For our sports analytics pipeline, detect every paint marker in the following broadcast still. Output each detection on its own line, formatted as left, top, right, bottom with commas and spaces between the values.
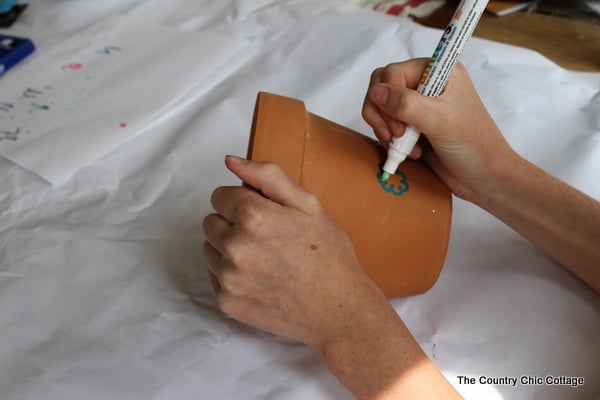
380, 0, 488, 181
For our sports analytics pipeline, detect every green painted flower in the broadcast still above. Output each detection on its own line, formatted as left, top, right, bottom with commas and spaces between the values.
377, 163, 409, 196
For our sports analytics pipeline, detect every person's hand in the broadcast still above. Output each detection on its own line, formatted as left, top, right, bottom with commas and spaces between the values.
203, 156, 465, 399
202, 156, 389, 350
362, 58, 517, 201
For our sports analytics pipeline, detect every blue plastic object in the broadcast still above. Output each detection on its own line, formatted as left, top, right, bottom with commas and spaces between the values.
0, 34, 35, 77
0, 0, 17, 14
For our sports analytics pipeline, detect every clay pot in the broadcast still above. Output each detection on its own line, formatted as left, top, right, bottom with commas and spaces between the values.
247, 92, 452, 298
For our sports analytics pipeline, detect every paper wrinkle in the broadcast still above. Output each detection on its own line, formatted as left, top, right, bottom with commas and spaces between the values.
581, 91, 600, 132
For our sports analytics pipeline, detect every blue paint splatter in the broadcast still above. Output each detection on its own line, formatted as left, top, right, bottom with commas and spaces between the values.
96, 45, 122, 55
377, 163, 409, 196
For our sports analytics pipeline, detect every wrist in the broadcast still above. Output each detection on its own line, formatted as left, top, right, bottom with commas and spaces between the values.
305, 280, 391, 353
311, 298, 462, 399
307, 286, 439, 399
465, 148, 526, 208
314, 305, 421, 399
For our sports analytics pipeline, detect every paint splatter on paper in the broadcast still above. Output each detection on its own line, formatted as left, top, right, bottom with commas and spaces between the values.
96, 45, 122, 55
0, 14, 249, 185
61, 62, 83, 70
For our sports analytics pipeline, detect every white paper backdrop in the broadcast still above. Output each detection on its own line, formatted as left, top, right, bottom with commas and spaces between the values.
1, 1, 598, 399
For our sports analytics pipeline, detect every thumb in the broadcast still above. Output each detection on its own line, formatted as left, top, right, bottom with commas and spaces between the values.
369, 83, 444, 140
225, 155, 318, 211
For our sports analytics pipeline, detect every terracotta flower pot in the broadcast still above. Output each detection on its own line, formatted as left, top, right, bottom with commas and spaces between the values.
247, 92, 452, 298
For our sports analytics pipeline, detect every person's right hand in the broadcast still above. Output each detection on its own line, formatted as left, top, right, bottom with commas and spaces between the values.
362, 58, 517, 202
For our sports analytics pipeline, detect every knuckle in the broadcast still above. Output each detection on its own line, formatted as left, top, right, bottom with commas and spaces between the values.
361, 106, 371, 123
210, 186, 224, 205
370, 67, 384, 82
381, 62, 401, 81
362, 102, 379, 123
302, 191, 323, 213
219, 268, 239, 291
452, 62, 469, 81
454, 61, 466, 74
202, 213, 217, 234
216, 292, 237, 316
258, 161, 281, 178
236, 202, 265, 230
202, 240, 213, 257
394, 90, 416, 119
383, 62, 398, 70
221, 234, 245, 265
210, 186, 234, 210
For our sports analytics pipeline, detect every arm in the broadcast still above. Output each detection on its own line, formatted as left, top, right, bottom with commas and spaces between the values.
203, 156, 462, 399
363, 58, 600, 293
475, 155, 600, 293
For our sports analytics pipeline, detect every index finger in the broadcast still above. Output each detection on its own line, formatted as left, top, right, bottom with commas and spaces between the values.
379, 59, 430, 88
362, 68, 393, 143
225, 156, 320, 213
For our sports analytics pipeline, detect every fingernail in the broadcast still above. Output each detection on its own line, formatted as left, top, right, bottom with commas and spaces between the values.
225, 155, 249, 164
371, 86, 389, 106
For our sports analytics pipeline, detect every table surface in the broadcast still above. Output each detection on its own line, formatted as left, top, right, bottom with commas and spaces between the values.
416, 4, 600, 72
1, 2, 599, 399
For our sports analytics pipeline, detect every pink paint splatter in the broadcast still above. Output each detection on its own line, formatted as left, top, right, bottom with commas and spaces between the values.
119, 123, 127, 128
62, 63, 83, 71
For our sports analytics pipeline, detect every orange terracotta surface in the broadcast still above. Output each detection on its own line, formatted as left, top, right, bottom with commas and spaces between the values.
247, 92, 452, 298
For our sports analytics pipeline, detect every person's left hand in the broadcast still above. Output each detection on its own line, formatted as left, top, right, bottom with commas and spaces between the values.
202, 156, 388, 350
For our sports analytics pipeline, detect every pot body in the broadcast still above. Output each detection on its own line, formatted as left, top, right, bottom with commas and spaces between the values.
248, 92, 452, 298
